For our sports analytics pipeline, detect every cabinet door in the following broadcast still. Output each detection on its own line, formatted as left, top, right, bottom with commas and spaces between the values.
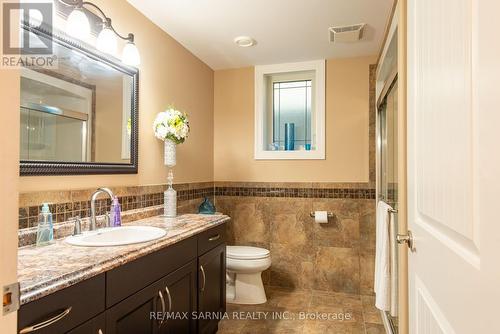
105, 277, 165, 334
67, 313, 105, 334
18, 274, 105, 334
160, 260, 197, 334
198, 244, 226, 334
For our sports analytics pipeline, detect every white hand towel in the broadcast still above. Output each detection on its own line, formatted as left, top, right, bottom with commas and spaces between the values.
374, 200, 392, 312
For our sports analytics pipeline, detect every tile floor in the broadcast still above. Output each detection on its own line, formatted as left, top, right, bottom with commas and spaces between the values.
217, 287, 385, 334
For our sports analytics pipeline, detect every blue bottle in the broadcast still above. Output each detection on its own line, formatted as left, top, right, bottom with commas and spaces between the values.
284, 123, 295, 151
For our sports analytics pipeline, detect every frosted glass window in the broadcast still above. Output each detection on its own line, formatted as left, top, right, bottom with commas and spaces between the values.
254, 60, 325, 160
272, 80, 312, 148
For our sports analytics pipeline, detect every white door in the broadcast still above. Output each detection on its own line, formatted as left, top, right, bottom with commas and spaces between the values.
407, 0, 500, 333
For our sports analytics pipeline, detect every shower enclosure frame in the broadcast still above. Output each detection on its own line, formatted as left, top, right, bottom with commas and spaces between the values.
376, 70, 399, 334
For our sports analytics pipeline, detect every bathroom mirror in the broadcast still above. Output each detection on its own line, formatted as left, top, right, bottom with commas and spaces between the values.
19, 22, 139, 175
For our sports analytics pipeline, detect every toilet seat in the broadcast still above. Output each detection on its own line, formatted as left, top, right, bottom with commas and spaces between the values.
227, 246, 270, 260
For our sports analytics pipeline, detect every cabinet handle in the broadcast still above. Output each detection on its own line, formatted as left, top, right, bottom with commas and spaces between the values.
157, 290, 166, 328
208, 234, 220, 242
19, 306, 72, 333
200, 265, 206, 292
159, 287, 172, 329
164, 286, 172, 313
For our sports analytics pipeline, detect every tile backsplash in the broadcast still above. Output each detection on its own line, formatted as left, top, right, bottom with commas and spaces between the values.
18, 182, 215, 229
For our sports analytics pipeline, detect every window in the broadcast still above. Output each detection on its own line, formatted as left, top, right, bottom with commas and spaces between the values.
272, 79, 312, 149
254, 60, 325, 159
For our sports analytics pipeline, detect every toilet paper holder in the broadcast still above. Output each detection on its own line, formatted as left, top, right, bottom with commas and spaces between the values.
309, 212, 335, 219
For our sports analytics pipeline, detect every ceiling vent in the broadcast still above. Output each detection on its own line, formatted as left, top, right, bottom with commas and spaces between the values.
329, 24, 366, 43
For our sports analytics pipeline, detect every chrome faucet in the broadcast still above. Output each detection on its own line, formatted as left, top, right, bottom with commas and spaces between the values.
90, 187, 115, 231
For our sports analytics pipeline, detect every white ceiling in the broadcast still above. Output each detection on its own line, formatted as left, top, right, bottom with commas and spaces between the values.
127, 0, 393, 70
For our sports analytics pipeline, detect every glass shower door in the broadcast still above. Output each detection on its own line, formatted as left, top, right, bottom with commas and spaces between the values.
377, 79, 399, 333
379, 80, 398, 205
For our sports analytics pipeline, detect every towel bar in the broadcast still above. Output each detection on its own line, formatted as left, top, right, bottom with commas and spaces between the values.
388, 207, 398, 214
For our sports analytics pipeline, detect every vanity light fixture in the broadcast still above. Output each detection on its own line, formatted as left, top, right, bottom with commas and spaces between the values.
122, 37, 141, 66
234, 36, 256, 47
66, 5, 90, 40
96, 18, 117, 55
59, 0, 140, 66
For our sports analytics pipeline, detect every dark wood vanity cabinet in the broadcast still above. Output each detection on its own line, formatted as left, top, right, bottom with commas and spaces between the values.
106, 260, 197, 334
67, 313, 105, 334
105, 273, 172, 334
160, 260, 198, 333
198, 244, 226, 334
17, 222, 226, 334
18, 274, 106, 334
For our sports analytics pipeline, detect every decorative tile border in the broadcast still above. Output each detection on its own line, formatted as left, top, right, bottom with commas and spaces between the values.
215, 186, 375, 199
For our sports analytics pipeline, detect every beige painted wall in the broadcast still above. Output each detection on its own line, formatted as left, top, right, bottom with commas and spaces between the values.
397, 0, 409, 332
0, 70, 19, 332
20, 0, 214, 192
0, 3, 19, 329
213, 56, 376, 182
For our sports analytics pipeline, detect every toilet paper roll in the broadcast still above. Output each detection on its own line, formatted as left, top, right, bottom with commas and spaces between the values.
314, 211, 329, 223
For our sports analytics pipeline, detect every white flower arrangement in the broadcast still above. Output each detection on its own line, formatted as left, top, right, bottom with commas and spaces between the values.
153, 107, 190, 144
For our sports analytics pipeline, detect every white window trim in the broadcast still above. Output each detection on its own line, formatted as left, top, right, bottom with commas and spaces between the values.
254, 59, 326, 160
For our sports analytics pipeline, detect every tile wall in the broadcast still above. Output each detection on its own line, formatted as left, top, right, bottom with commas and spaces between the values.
215, 182, 376, 296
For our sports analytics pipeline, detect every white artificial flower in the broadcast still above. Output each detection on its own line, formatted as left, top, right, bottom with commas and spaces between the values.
156, 125, 168, 139
153, 108, 190, 143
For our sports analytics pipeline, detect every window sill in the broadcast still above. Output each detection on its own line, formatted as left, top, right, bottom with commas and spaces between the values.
254, 149, 325, 160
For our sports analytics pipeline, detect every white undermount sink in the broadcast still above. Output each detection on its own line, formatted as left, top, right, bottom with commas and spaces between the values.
65, 226, 167, 247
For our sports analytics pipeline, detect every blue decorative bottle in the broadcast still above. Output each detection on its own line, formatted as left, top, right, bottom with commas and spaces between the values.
198, 197, 216, 214
284, 123, 295, 150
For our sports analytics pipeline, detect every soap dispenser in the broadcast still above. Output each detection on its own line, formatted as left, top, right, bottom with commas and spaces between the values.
36, 203, 54, 246
110, 196, 122, 227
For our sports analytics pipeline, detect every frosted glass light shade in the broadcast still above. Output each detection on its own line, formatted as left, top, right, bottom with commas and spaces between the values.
97, 27, 117, 55
28, 9, 43, 27
67, 8, 90, 40
122, 42, 140, 66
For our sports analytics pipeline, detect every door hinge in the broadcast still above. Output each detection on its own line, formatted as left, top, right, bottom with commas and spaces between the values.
3, 282, 20, 315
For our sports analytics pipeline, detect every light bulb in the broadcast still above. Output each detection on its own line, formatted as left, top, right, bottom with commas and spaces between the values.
66, 8, 90, 40
29, 9, 43, 27
97, 26, 117, 55
122, 41, 140, 66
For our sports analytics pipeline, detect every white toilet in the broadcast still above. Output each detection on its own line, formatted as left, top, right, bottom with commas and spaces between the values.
226, 246, 271, 304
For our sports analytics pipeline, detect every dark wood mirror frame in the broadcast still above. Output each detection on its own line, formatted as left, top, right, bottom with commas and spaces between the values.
20, 21, 139, 176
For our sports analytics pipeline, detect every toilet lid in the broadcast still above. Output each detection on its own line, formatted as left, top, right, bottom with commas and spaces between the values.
226, 246, 270, 260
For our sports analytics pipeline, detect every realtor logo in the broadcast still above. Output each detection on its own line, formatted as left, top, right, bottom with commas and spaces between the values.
2, 2, 56, 68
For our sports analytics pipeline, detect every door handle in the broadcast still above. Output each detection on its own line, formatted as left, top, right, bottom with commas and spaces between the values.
19, 306, 72, 333
157, 290, 166, 328
397, 230, 415, 251
165, 286, 172, 313
200, 265, 206, 292
159, 286, 172, 328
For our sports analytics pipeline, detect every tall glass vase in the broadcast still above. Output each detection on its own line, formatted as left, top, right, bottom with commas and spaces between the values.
164, 170, 177, 218
164, 139, 176, 167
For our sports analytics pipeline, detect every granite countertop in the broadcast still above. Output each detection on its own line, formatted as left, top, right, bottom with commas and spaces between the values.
18, 214, 230, 305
